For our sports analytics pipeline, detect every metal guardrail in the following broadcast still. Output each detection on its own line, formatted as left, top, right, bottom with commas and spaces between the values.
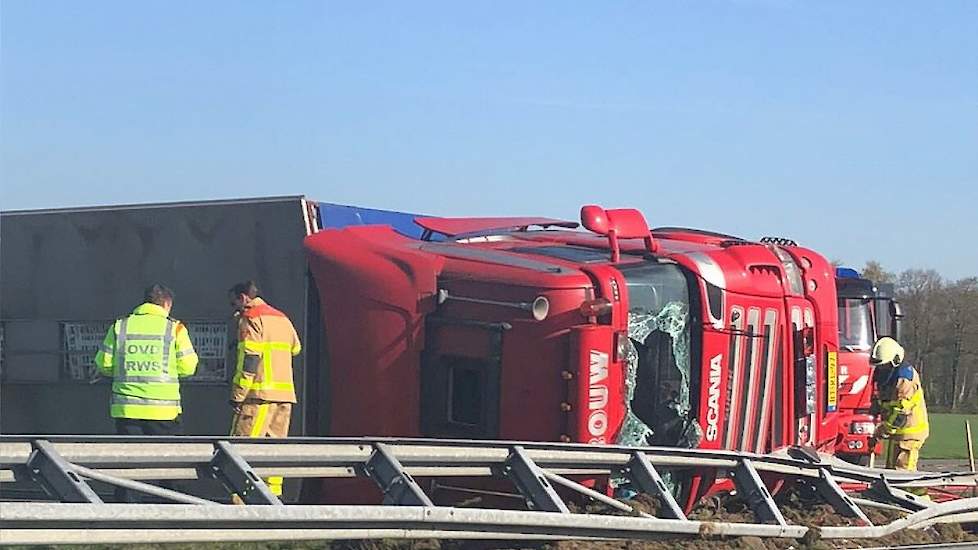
1, 435, 977, 545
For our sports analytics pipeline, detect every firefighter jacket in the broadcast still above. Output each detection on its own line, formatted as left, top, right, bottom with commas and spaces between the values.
877, 362, 929, 442
94, 303, 199, 420
231, 298, 301, 403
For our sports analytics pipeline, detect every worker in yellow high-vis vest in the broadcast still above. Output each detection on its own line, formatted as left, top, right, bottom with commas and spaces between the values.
95, 284, 199, 436
870, 337, 929, 472
228, 280, 301, 497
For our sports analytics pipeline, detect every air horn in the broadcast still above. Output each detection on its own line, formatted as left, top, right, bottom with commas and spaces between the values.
437, 289, 550, 321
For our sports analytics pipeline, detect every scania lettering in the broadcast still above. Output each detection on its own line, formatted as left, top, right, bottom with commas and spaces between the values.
705, 354, 722, 441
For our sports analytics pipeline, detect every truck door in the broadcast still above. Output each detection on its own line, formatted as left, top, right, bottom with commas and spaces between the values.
420, 318, 504, 439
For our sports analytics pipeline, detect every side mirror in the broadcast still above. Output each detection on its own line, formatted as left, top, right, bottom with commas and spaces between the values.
891, 301, 904, 342
580, 205, 610, 235
606, 208, 652, 239
891, 300, 903, 319
579, 205, 657, 262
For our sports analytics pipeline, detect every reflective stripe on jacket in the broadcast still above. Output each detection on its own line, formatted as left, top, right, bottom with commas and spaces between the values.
879, 362, 929, 442
231, 297, 301, 403
94, 303, 199, 420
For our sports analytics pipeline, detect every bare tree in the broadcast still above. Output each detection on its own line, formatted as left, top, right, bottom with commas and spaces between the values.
862, 260, 896, 285
943, 278, 978, 410
896, 269, 943, 401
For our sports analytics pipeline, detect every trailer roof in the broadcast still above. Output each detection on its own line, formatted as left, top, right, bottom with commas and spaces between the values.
0, 195, 309, 216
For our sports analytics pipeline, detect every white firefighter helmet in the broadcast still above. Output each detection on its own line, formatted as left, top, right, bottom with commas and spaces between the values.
870, 337, 905, 366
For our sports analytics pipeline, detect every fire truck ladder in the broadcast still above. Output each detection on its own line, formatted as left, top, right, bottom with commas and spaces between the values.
1, 436, 976, 545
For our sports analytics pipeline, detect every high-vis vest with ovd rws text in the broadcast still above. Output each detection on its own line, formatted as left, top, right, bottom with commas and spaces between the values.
95, 303, 199, 420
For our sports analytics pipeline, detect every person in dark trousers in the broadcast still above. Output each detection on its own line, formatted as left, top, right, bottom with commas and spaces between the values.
94, 283, 198, 499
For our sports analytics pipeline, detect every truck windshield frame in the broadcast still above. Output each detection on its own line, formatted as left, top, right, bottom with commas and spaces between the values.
838, 298, 874, 351
616, 262, 701, 448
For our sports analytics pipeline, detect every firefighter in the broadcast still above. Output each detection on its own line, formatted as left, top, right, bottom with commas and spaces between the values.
870, 337, 929, 473
95, 283, 199, 436
228, 280, 301, 497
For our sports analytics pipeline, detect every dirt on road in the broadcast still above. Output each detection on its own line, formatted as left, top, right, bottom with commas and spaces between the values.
20, 485, 977, 550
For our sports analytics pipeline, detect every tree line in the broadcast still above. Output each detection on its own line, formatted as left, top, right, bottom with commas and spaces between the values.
859, 261, 978, 413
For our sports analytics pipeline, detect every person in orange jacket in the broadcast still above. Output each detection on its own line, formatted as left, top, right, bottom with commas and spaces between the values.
228, 280, 301, 497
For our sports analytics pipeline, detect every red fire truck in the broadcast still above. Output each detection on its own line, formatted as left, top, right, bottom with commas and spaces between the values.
834, 268, 904, 464
304, 205, 841, 506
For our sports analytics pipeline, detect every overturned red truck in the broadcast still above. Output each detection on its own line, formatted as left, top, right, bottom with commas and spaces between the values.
305, 205, 841, 505
0, 198, 841, 507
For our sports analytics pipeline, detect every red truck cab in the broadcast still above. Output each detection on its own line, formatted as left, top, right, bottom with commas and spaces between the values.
304, 206, 841, 507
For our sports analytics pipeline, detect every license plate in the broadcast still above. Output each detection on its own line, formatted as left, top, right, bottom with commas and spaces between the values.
827, 351, 838, 412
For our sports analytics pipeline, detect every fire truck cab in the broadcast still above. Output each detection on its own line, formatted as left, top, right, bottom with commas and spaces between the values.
304, 205, 841, 506
834, 267, 904, 464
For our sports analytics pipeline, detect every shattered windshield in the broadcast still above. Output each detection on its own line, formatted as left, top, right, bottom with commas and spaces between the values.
838, 298, 873, 351
615, 263, 700, 449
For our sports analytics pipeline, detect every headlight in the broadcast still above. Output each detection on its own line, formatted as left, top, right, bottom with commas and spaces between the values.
850, 422, 876, 435
806, 389, 817, 415
804, 355, 817, 414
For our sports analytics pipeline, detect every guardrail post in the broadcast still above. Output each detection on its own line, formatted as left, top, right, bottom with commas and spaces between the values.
624, 451, 686, 520
362, 443, 433, 506
731, 458, 786, 526
208, 441, 282, 505
26, 440, 103, 504
869, 476, 930, 512
814, 468, 872, 525
503, 445, 569, 513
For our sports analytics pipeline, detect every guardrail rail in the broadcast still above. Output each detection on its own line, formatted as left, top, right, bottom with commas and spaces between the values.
1, 436, 976, 545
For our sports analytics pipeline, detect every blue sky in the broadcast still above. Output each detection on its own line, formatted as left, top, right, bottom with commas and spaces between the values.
2, 1, 976, 278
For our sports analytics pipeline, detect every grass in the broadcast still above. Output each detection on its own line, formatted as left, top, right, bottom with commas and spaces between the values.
920, 412, 978, 460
